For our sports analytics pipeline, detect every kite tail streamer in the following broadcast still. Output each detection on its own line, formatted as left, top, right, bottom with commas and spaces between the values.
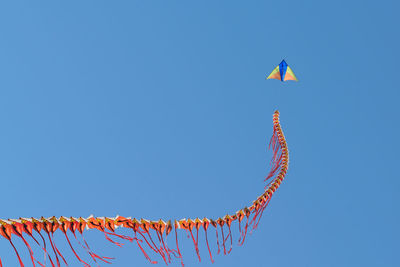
0, 110, 289, 266
203, 219, 214, 263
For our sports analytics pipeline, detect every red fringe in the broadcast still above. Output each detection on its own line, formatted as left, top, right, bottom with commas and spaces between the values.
204, 228, 214, 263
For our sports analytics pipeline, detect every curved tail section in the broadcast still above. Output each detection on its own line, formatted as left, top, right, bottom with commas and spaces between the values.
0, 111, 289, 266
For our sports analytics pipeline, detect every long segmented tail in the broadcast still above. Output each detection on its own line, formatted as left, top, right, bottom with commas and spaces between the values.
0, 110, 289, 266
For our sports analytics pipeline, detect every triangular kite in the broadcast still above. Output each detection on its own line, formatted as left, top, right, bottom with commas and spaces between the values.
267, 60, 298, 82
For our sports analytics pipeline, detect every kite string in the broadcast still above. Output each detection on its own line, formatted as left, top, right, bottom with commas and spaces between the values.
0, 110, 289, 267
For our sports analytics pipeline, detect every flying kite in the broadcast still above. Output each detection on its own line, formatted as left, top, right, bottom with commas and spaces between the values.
0, 111, 289, 267
267, 60, 298, 82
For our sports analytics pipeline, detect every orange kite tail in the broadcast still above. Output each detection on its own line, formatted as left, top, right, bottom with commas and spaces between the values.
0, 110, 289, 266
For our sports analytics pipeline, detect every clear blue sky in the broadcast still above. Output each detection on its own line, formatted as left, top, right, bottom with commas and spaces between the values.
0, 1, 399, 266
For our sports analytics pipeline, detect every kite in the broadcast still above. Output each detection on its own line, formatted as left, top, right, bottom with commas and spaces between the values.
0, 110, 289, 267
267, 60, 298, 82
